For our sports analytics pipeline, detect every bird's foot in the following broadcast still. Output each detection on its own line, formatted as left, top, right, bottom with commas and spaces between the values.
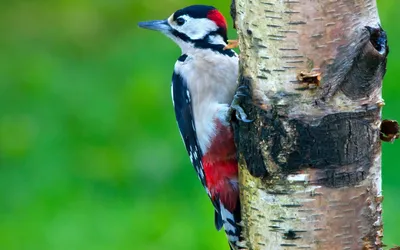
229, 85, 253, 123
224, 40, 239, 50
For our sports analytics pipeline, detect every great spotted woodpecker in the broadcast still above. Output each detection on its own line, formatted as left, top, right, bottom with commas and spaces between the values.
139, 5, 248, 249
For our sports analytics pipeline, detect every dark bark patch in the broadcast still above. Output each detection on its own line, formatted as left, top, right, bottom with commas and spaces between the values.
236, 89, 380, 187
321, 26, 388, 100
380, 119, 399, 142
280, 243, 297, 247
340, 34, 387, 100
266, 190, 290, 195
366, 25, 389, 56
259, 107, 288, 170
287, 109, 378, 170
237, 121, 267, 177
281, 204, 303, 208
233, 75, 268, 177
283, 230, 301, 240
270, 219, 285, 223
312, 168, 366, 188
269, 225, 281, 229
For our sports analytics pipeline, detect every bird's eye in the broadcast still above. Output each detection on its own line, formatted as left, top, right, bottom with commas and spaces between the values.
176, 17, 185, 26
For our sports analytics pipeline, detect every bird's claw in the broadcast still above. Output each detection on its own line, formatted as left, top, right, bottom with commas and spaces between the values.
232, 103, 253, 123
229, 86, 253, 123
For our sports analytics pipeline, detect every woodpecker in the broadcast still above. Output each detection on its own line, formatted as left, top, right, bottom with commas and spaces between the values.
139, 5, 247, 249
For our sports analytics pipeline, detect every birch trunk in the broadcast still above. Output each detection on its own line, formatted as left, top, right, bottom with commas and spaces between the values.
231, 1, 388, 249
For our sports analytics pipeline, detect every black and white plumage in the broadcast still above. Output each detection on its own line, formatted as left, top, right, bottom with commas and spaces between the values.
171, 64, 207, 190
139, 5, 245, 249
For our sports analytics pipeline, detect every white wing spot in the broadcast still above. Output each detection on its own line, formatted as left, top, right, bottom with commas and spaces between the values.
171, 83, 174, 106
221, 203, 235, 221
206, 187, 211, 196
191, 121, 196, 131
193, 151, 198, 159
189, 152, 194, 163
228, 235, 239, 242
186, 90, 191, 102
198, 169, 204, 179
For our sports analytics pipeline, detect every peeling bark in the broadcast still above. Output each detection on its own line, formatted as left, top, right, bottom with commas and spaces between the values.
231, 1, 388, 249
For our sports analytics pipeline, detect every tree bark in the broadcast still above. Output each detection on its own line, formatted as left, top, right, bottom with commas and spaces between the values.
231, 1, 388, 249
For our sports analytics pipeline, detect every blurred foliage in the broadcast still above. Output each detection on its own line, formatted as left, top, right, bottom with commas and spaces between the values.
0, 0, 398, 249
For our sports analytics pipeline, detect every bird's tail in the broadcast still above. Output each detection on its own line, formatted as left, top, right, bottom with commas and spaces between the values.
220, 201, 246, 250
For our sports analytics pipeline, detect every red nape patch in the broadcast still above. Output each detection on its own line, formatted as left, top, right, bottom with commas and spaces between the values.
207, 9, 227, 29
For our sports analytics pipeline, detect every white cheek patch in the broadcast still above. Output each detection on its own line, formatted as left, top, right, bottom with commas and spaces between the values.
208, 35, 225, 45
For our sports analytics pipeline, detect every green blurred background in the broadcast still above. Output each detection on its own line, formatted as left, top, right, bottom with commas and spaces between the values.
0, 1, 398, 249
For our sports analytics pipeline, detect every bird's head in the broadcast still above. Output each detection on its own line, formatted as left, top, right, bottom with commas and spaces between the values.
138, 5, 229, 53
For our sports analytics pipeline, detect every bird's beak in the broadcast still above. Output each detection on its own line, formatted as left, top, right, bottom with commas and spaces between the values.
138, 19, 171, 33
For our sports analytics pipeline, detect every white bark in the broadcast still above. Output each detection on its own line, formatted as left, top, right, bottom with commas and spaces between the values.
232, 1, 387, 249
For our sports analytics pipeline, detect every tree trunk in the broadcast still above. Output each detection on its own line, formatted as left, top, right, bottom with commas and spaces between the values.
231, 0, 389, 249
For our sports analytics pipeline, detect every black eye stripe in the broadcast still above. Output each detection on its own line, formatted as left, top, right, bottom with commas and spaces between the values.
171, 29, 235, 57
